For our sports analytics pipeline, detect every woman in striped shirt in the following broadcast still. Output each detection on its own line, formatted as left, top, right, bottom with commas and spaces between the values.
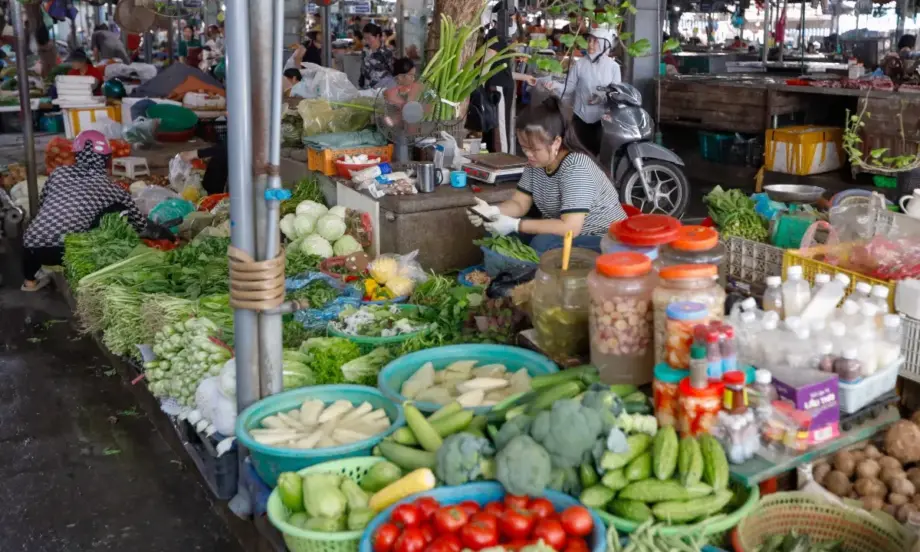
467, 97, 627, 254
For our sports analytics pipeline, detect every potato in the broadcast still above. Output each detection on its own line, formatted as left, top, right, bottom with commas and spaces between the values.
850, 450, 866, 464
884, 420, 920, 464
907, 469, 920, 490
890, 477, 917, 497
883, 503, 899, 517
880, 466, 906, 487
824, 470, 853, 497
863, 444, 883, 459
897, 503, 919, 523
912, 493, 920, 507
813, 462, 832, 486
854, 477, 888, 498
878, 455, 903, 472
890, 493, 909, 506
862, 496, 885, 511
833, 451, 857, 478
856, 459, 881, 480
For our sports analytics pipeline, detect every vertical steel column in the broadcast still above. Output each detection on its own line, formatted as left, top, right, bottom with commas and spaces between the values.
167, 0, 175, 62
226, 0, 259, 414
11, 1, 38, 219
396, 0, 404, 57
145, 31, 153, 63
322, 4, 332, 68
762, 0, 770, 63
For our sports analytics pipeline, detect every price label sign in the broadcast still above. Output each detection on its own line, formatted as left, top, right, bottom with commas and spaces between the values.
352, 1, 372, 13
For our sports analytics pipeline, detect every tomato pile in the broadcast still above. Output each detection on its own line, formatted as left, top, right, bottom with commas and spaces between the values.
372, 495, 594, 552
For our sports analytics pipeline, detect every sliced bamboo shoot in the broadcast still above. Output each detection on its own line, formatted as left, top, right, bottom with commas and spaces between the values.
299, 399, 325, 425
260, 415, 288, 429
339, 402, 373, 424
318, 400, 354, 424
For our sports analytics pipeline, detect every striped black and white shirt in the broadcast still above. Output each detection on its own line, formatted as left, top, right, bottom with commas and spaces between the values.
517, 152, 627, 236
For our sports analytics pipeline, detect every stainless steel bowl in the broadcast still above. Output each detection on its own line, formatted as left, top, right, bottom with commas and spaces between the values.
763, 184, 826, 203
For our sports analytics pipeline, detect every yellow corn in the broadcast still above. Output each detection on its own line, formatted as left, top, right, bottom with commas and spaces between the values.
368, 468, 437, 512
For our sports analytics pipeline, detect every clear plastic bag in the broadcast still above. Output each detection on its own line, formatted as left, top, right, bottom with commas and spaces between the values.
134, 185, 180, 215
168, 154, 204, 200
123, 116, 159, 147
83, 119, 123, 140
291, 64, 359, 102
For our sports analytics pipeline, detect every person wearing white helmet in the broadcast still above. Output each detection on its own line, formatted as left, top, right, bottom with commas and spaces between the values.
20, 130, 146, 291
543, 26, 621, 155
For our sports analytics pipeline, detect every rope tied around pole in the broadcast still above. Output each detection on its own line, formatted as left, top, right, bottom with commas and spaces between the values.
228, 245, 286, 310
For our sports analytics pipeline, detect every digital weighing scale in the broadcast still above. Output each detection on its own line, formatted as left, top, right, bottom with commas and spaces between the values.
463, 153, 528, 184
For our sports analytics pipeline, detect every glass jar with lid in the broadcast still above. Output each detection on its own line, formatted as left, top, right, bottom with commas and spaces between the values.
657, 226, 726, 269
600, 214, 681, 261
652, 264, 726, 365
532, 247, 599, 359
587, 252, 657, 385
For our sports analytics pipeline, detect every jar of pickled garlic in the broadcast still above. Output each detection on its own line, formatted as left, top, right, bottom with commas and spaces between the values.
532, 247, 599, 359
652, 264, 725, 365
677, 378, 724, 437
665, 301, 709, 369
653, 363, 688, 428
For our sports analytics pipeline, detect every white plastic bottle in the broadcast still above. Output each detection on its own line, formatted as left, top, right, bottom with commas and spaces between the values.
852, 281, 872, 305
811, 318, 828, 342
878, 314, 903, 368
758, 313, 782, 369
801, 273, 850, 324
838, 299, 861, 329
729, 296, 759, 324
737, 311, 760, 367
829, 320, 848, 356
762, 276, 784, 318
859, 302, 879, 334
786, 327, 815, 371
870, 285, 891, 316
782, 266, 811, 318
813, 273, 831, 295
857, 328, 879, 376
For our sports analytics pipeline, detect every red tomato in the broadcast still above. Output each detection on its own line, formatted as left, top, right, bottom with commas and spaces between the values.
418, 523, 436, 543
433, 506, 469, 533
393, 504, 422, 527
374, 523, 401, 552
394, 528, 428, 552
560, 506, 593, 537
533, 519, 567, 550
469, 512, 499, 533
460, 520, 500, 551
564, 538, 589, 552
527, 498, 555, 520
457, 500, 481, 517
500, 507, 535, 539
425, 535, 462, 552
504, 495, 530, 510
483, 502, 505, 517
415, 497, 441, 521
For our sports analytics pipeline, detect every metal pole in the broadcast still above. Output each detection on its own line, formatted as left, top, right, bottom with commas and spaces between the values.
322, 4, 332, 68
226, 0, 259, 414
762, 0, 770, 62
396, 0, 404, 57
11, 1, 38, 219
167, 1, 175, 62
145, 31, 153, 63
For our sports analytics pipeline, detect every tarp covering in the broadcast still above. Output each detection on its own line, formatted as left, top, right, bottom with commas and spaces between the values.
130, 64, 225, 101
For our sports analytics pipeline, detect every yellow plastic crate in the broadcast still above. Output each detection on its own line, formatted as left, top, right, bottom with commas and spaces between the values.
782, 246, 896, 309
306, 144, 393, 176
765, 125, 843, 176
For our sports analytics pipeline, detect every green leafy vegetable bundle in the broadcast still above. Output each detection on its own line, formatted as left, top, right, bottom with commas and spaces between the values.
474, 235, 540, 263
63, 214, 140, 286
703, 186, 769, 242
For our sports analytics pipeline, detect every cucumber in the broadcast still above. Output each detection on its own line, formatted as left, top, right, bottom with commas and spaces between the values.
699, 434, 730, 491
601, 469, 629, 491
678, 437, 704, 486
404, 402, 443, 452
526, 381, 583, 414
609, 384, 639, 398
651, 490, 733, 523
580, 462, 599, 488
359, 460, 403, 493
377, 441, 437, 471
392, 410, 475, 445
618, 480, 690, 503
580, 485, 616, 509
607, 499, 653, 523
685, 482, 713, 499
530, 365, 597, 390
625, 452, 652, 481
427, 402, 462, 422
600, 434, 653, 471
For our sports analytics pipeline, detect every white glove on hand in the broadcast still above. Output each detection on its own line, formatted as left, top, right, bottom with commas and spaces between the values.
484, 214, 521, 236
466, 197, 501, 227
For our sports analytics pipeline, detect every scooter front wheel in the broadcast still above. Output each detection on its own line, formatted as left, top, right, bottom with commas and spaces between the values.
619, 160, 690, 219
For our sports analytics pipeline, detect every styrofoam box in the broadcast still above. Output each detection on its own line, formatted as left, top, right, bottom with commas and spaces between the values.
838, 358, 903, 414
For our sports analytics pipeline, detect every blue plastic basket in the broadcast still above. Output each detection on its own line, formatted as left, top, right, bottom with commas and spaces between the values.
358, 482, 607, 552
481, 245, 538, 278
457, 265, 487, 287
377, 344, 558, 414
235, 385, 405, 486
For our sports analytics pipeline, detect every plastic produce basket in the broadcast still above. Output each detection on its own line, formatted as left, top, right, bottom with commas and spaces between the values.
723, 236, 784, 291
903, 314, 920, 384
235, 385, 404, 486
782, 249, 896, 310
481, 245, 539, 278
699, 131, 734, 163
307, 145, 393, 177
358, 482, 607, 552
267, 456, 384, 552
732, 491, 911, 552
377, 344, 558, 414
326, 304, 431, 351
146, 103, 198, 132
596, 483, 759, 540
839, 358, 902, 414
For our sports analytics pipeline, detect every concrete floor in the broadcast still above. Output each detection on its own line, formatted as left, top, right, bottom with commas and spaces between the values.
0, 255, 243, 551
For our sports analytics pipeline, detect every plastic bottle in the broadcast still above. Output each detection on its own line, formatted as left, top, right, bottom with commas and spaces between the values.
817, 340, 836, 372
782, 266, 811, 318
829, 320, 847, 356
736, 311, 759, 367
762, 276, 784, 318
758, 313, 782, 369
801, 272, 849, 324
721, 325, 738, 372
705, 330, 723, 379
858, 303, 879, 334
852, 281, 872, 305
838, 300, 861, 330
689, 344, 709, 388
870, 285, 891, 316
856, 326, 878, 376
811, 318, 828, 342
786, 327, 814, 371
813, 273, 831, 295
750, 368, 777, 421
835, 347, 863, 383
729, 296, 758, 324
878, 314, 903, 368
784, 315, 802, 333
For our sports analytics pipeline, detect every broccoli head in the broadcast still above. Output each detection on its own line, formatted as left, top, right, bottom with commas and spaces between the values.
435, 432, 496, 486
494, 414, 533, 451
581, 383, 625, 431
530, 399, 604, 469
496, 435, 552, 497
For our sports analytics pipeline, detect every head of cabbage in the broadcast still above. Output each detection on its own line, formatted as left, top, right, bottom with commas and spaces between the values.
302, 234, 334, 258
316, 213, 347, 242
333, 235, 362, 257
295, 200, 328, 220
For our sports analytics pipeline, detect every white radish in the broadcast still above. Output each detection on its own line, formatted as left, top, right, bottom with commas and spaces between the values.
299, 399, 324, 425
318, 400, 354, 424
292, 430, 324, 449
251, 431, 307, 446
472, 364, 507, 378
444, 360, 477, 375
260, 415, 288, 429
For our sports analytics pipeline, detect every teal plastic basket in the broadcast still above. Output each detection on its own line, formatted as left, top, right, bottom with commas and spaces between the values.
235, 385, 404, 486
377, 344, 559, 414
358, 482, 607, 552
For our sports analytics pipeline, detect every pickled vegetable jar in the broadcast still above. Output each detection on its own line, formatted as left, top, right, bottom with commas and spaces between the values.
665, 301, 710, 369
677, 378, 724, 437
600, 214, 681, 261
652, 264, 725, 365
532, 247, 599, 359
653, 363, 688, 428
657, 226, 725, 268
587, 252, 657, 385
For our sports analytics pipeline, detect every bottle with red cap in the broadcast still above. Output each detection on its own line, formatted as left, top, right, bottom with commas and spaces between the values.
720, 324, 738, 373
704, 329, 722, 379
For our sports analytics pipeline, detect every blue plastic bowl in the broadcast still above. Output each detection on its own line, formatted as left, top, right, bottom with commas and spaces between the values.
235, 385, 405, 486
359, 482, 607, 552
377, 344, 558, 414
457, 265, 487, 287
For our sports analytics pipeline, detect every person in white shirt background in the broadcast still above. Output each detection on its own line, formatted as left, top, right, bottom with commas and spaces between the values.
543, 26, 621, 156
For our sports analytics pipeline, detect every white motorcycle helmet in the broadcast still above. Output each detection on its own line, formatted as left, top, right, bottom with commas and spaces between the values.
588, 27, 617, 53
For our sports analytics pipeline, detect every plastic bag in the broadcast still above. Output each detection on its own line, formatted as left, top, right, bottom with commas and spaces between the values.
168, 154, 204, 200
195, 375, 236, 436
296, 98, 374, 137
83, 119, 123, 140
486, 266, 537, 299
367, 250, 428, 297
291, 64, 358, 102
149, 198, 195, 232
45, 136, 75, 174
123, 116, 159, 147
135, 185, 180, 215
287, 272, 364, 330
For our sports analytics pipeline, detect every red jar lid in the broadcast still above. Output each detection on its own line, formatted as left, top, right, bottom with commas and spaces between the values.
610, 214, 681, 247
670, 226, 720, 251
722, 371, 745, 385
596, 252, 652, 278
679, 377, 724, 398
